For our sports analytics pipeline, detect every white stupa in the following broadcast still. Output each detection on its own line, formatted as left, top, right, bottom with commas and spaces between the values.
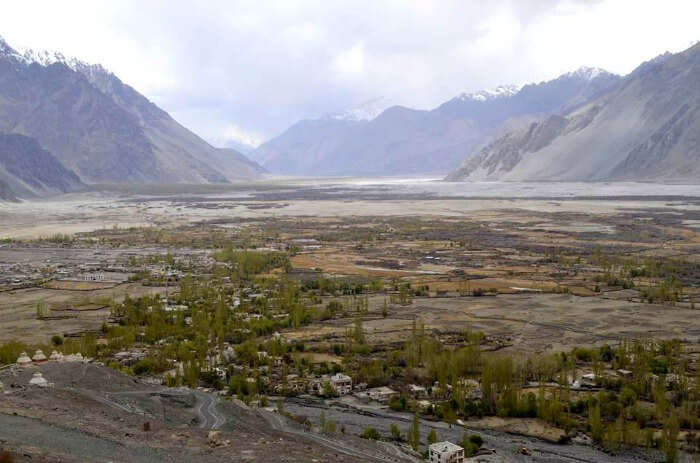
65, 352, 84, 362
49, 350, 64, 361
16, 352, 32, 367
32, 349, 47, 363
28, 372, 48, 387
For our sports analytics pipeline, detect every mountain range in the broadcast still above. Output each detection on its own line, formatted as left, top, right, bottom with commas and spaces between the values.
252, 67, 621, 176
447, 43, 700, 182
2, 34, 698, 198
0, 36, 263, 199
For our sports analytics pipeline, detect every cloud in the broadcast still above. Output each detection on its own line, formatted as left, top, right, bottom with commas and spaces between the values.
0, 0, 698, 145
333, 44, 366, 77
208, 124, 266, 149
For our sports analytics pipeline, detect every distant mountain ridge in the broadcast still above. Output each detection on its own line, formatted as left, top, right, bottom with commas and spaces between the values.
252, 67, 620, 176
0, 36, 262, 189
447, 44, 700, 182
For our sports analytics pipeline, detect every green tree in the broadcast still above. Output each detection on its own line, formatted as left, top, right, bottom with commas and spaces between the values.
276, 398, 285, 415
326, 419, 336, 434
589, 399, 604, 443
408, 412, 420, 451
352, 317, 365, 345
662, 412, 679, 463
427, 429, 438, 445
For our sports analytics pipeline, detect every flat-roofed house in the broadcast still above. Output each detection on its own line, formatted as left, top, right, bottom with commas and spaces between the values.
429, 441, 464, 463
330, 373, 352, 395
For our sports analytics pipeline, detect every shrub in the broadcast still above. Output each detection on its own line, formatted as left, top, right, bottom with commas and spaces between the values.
360, 427, 381, 440
468, 434, 484, 447
461, 433, 482, 457
573, 347, 594, 362
390, 423, 403, 441
0, 341, 27, 366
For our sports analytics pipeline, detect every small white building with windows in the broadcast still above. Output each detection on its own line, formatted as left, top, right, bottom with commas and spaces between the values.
429, 441, 464, 463
356, 386, 398, 403
408, 383, 427, 398
330, 373, 352, 395
83, 272, 105, 282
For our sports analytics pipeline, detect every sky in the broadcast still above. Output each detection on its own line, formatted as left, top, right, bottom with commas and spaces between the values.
0, 0, 698, 149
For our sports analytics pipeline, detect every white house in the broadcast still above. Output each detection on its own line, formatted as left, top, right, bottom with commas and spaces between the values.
429, 441, 465, 463
357, 386, 398, 403
330, 373, 352, 395
83, 272, 105, 282
408, 383, 427, 398
573, 373, 597, 389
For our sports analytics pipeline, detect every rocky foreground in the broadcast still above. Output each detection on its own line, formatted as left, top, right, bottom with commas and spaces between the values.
0, 362, 407, 463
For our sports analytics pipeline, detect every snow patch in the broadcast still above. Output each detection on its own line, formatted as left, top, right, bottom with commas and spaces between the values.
326, 97, 392, 122
563, 66, 609, 81
0, 36, 111, 78
458, 84, 521, 102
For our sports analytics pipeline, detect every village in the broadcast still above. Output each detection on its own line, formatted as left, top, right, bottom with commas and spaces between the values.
1, 209, 700, 462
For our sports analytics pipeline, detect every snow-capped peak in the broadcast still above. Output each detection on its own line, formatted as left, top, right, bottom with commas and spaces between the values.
326, 97, 392, 122
458, 84, 521, 102
0, 34, 25, 61
0, 36, 111, 77
0, 34, 12, 52
18, 48, 110, 75
563, 66, 609, 81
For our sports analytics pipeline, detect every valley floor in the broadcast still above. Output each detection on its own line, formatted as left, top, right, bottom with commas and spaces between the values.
1, 179, 699, 462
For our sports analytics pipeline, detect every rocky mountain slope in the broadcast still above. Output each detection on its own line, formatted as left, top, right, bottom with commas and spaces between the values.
447, 43, 700, 182
253, 68, 619, 176
0, 37, 261, 185
0, 132, 83, 200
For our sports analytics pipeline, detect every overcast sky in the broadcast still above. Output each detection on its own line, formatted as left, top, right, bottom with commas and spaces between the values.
0, 0, 698, 148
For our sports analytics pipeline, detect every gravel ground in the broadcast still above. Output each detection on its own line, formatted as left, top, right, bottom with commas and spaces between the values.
0, 413, 215, 463
0, 363, 409, 462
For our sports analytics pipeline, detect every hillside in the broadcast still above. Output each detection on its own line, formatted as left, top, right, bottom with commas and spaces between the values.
0, 132, 83, 200
253, 68, 620, 176
447, 43, 700, 182
0, 37, 261, 185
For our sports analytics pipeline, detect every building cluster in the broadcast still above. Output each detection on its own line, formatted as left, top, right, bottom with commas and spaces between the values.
0, 245, 220, 289
0, 262, 45, 285
569, 369, 683, 390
